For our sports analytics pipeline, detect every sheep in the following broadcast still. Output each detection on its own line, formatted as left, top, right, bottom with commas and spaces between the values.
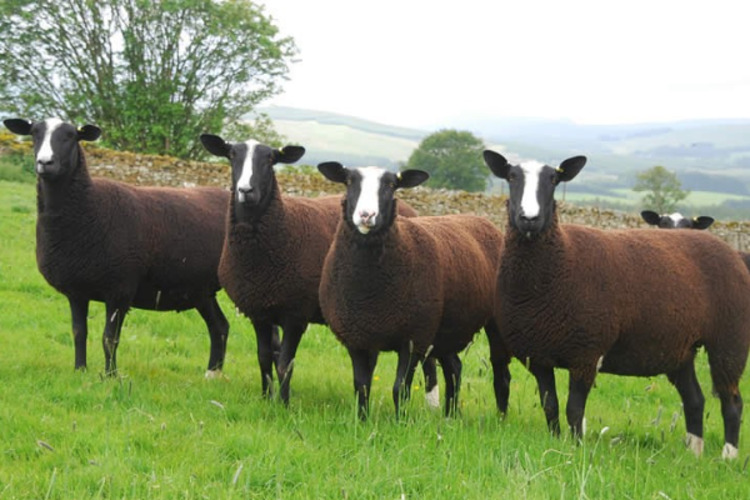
199, 135, 438, 405
3, 118, 231, 376
640, 210, 715, 229
641, 210, 750, 269
483, 149, 750, 459
316, 162, 511, 419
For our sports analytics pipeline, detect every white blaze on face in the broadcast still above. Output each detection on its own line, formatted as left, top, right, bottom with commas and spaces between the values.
36, 117, 64, 172
352, 166, 386, 234
236, 139, 260, 202
669, 213, 685, 226
519, 161, 545, 219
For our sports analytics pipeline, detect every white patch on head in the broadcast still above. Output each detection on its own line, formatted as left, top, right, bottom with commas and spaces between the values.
236, 139, 260, 202
519, 161, 545, 219
722, 443, 738, 460
685, 432, 704, 457
352, 166, 386, 234
36, 117, 64, 172
425, 385, 440, 409
668, 213, 685, 226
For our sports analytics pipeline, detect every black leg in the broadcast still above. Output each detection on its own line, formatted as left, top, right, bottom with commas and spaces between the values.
485, 321, 511, 415
566, 374, 594, 440
439, 353, 463, 417
530, 363, 560, 435
392, 344, 418, 418
667, 359, 705, 455
349, 348, 378, 420
706, 345, 746, 458
69, 296, 89, 371
102, 301, 129, 376
195, 297, 230, 375
253, 319, 276, 398
421, 356, 440, 409
276, 319, 307, 406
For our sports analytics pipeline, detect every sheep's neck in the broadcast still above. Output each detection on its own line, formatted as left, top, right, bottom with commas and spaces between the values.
36, 147, 93, 216
502, 217, 564, 296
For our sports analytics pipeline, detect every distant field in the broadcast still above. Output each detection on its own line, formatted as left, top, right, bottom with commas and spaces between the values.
2, 179, 750, 498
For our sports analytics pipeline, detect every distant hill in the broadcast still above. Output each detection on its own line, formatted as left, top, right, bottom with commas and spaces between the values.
257, 106, 750, 217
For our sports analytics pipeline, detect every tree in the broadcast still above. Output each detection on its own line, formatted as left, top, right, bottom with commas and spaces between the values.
633, 165, 690, 213
405, 129, 488, 192
0, 0, 296, 158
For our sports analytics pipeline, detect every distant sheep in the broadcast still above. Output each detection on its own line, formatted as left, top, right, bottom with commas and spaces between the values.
641, 210, 750, 269
640, 210, 715, 229
317, 163, 510, 419
484, 150, 750, 459
4, 118, 230, 376
199, 136, 438, 405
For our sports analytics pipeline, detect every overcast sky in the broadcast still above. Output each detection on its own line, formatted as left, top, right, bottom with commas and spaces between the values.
260, 0, 750, 129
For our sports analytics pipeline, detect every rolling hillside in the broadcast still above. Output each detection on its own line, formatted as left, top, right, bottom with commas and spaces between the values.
259, 106, 750, 218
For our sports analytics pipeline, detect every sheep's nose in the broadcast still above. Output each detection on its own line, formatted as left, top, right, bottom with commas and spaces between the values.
359, 210, 375, 224
238, 185, 253, 194
36, 158, 53, 173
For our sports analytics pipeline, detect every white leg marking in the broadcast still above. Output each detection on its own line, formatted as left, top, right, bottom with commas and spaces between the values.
685, 433, 704, 457
205, 369, 224, 380
425, 385, 440, 409
722, 443, 739, 460
581, 417, 587, 436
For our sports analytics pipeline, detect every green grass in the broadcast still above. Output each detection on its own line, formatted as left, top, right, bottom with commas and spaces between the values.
1, 180, 749, 499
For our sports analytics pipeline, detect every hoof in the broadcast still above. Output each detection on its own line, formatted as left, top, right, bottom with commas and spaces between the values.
425, 385, 440, 410
722, 443, 739, 460
685, 433, 704, 457
205, 369, 226, 380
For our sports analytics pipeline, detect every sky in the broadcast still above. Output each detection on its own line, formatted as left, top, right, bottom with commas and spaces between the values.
259, 0, 750, 129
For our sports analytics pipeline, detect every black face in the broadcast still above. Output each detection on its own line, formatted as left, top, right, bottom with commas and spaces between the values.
200, 134, 305, 207
640, 210, 715, 230
484, 150, 587, 238
317, 162, 428, 235
3, 118, 101, 179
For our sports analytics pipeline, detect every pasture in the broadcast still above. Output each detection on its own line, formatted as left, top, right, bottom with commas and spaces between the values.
1, 179, 749, 499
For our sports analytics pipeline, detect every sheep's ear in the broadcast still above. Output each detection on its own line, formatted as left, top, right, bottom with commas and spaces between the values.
200, 134, 231, 158
556, 156, 586, 182
276, 145, 305, 164
3, 118, 32, 136
77, 124, 101, 142
396, 170, 429, 189
692, 216, 715, 230
641, 210, 661, 226
318, 161, 348, 184
483, 150, 510, 179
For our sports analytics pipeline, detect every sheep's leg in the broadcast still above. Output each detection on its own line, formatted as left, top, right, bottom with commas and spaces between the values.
716, 387, 743, 459
566, 373, 594, 440
102, 301, 129, 376
530, 363, 560, 435
349, 348, 379, 420
196, 297, 229, 377
276, 319, 307, 406
438, 353, 463, 417
485, 321, 512, 415
421, 357, 440, 409
667, 360, 705, 456
253, 319, 276, 398
393, 345, 418, 418
706, 342, 747, 459
69, 296, 89, 371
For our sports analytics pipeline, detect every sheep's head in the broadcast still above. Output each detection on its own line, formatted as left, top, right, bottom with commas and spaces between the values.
641, 210, 715, 230
200, 134, 305, 208
318, 162, 428, 236
484, 150, 586, 238
3, 118, 100, 180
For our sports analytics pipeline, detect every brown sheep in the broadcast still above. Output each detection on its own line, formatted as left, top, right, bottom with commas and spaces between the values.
317, 162, 510, 419
484, 149, 750, 459
199, 136, 438, 405
4, 118, 230, 376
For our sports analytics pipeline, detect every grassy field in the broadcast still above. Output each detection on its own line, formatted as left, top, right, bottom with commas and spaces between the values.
1, 179, 749, 499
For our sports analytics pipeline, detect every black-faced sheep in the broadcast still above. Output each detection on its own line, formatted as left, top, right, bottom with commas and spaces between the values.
317, 162, 511, 419
640, 210, 715, 230
641, 210, 750, 270
199, 136, 438, 405
4, 118, 231, 376
484, 150, 750, 459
